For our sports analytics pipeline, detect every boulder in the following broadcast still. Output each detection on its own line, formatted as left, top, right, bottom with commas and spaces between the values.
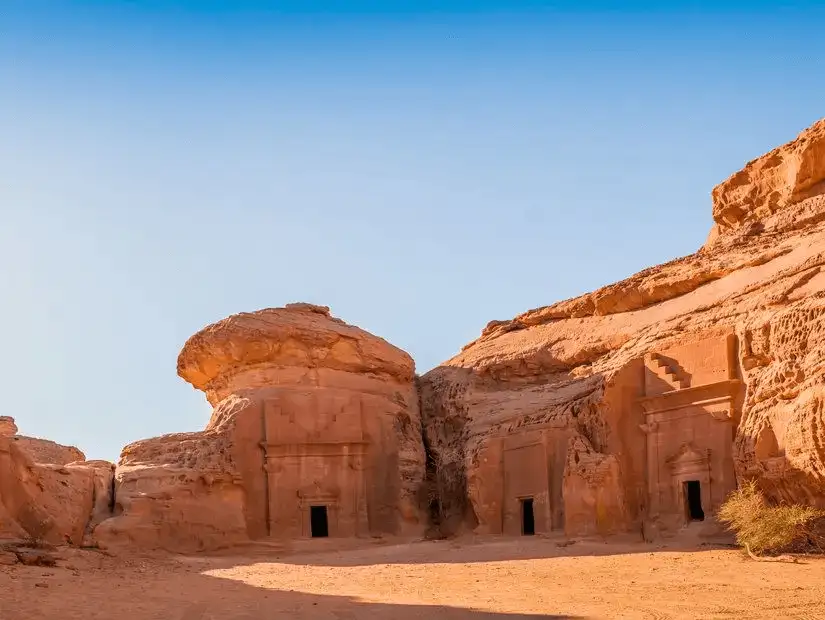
15, 548, 58, 567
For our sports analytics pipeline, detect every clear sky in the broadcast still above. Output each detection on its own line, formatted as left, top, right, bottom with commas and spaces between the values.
1, 1, 823, 461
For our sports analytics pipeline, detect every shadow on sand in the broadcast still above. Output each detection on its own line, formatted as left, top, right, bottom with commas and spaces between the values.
5, 533, 749, 619
200, 531, 738, 568
3, 550, 583, 620
173, 582, 579, 620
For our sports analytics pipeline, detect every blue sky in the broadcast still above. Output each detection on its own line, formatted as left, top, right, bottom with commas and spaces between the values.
2, 1, 824, 460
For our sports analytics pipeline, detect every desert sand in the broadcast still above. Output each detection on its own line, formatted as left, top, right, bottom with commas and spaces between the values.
2, 535, 824, 620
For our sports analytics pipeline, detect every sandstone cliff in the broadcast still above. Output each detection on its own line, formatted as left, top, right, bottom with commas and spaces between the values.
420, 118, 825, 538
96, 303, 426, 551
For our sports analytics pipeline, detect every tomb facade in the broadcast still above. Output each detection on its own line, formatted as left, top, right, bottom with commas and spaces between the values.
469, 425, 572, 536
454, 331, 743, 538
639, 333, 740, 533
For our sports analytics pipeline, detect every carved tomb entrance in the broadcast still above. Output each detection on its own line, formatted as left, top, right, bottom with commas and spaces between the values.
260, 393, 369, 539
521, 498, 535, 536
684, 480, 704, 521
638, 333, 741, 532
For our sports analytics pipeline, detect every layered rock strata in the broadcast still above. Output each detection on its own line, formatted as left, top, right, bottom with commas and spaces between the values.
95, 303, 426, 551
420, 118, 825, 539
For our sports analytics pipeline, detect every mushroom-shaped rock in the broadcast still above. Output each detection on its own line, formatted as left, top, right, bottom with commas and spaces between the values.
177, 303, 415, 405
96, 304, 426, 552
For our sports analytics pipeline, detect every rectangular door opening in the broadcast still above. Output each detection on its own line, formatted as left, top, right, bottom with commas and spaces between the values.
310, 505, 329, 538
521, 498, 535, 536
684, 480, 705, 522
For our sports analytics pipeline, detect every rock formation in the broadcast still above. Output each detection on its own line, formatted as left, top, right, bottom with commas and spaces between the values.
95, 303, 426, 551
419, 117, 825, 539
5, 118, 825, 553
0, 417, 114, 545
0, 417, 18, 437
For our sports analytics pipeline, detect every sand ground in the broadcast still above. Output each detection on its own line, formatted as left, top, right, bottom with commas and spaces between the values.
2, 535, 824, 620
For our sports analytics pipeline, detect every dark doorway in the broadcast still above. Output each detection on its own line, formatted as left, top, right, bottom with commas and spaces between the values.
521, 498, 535, 536
310, 505, 329, 538
684, 480, 705, 521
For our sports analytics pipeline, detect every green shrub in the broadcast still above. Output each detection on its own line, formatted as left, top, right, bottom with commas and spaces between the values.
718, 480, 825, 555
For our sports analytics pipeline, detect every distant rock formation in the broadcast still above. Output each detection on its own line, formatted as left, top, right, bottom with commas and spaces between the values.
419, 118, 825, 539
94, 303, 426, 551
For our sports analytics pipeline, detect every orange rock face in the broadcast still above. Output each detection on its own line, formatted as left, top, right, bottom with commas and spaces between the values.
0, 417, 114, 544
711, 118, 825, 231
0, 417, 17, 437
420, 118, 825, 539
95, 304, 426, 551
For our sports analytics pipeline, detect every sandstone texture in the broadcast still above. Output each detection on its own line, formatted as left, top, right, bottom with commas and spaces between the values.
0, 417, 18, 437
13, 436, 86, 466
95, 303, 426, 551
420, 117, 825, 538
0, 417, 114, 545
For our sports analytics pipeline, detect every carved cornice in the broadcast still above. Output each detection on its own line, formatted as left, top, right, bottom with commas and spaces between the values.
666, 444, 710, 472
262, 440, 368, 459
638, 379, 740, 415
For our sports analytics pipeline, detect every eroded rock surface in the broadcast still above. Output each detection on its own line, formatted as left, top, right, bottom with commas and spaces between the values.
420, 118, 825, 539
0, 417, 114, 545
13, 437, 86, 466
0, 417, 18, 437
95, 304, 426, 551
711, 118, 825, 233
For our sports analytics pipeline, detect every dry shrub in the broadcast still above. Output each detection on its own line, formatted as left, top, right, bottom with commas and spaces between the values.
718, 480, 825, 555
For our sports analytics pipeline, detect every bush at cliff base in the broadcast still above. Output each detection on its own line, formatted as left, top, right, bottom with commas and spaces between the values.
718, 480, 825, 555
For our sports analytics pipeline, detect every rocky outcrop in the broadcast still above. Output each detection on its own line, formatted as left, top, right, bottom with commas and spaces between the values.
711, 118, 825, 234
420, 117, 825, 538
12, 437, 86, 466
0, 417, 114, 545
0, 417, 18, 437
93, 390, 252, 551
95, 303, 426, 551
